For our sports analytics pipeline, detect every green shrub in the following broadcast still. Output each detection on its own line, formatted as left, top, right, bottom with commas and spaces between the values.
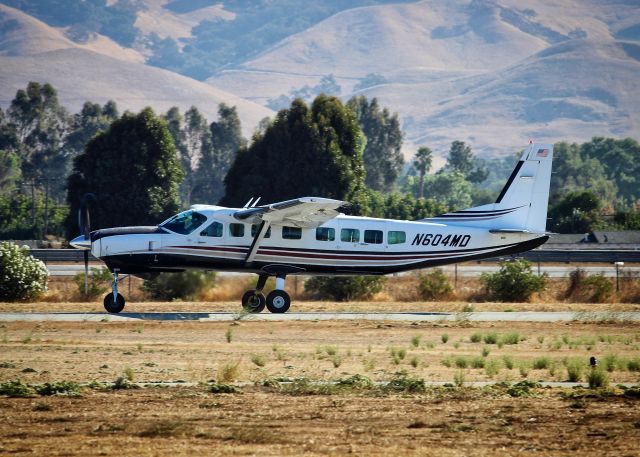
470, 357, 485, 369
566, 359, 585, 382
500, 332, 523, 345
0, 379, 35, 397
385, 375, 425, 393
251, 354, 266, 367
73, 267, 112, 298
581, 274, 614, 303
441, 333, 449, 344
416, 269, 453, 300
143, 271, 216, 300
480, 260, 547, 302
337, 374, 373, 390
470, 332, 482, 343
532, 357, 551, 370
502, 355, 514, 370
304, 276, 386, 301
507, 380, 541, 397
35, 381, 81, 396
483, 332, 498, 344
587, 368, 608, 388
0, 242, 48, 301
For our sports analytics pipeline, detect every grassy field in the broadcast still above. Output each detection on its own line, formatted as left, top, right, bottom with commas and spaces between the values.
1, 308, 639, 455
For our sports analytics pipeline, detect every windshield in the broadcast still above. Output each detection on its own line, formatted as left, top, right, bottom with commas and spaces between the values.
161, 210, 207, 235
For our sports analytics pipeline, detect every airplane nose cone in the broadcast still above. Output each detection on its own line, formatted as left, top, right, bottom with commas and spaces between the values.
70, 235, 91, 250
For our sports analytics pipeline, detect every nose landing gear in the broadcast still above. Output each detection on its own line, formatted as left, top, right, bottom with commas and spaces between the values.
103, 269, 128, 313
241, 274, 291, 313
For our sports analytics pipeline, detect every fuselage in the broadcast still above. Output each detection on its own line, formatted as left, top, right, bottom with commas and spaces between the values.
89, 207, 548, 276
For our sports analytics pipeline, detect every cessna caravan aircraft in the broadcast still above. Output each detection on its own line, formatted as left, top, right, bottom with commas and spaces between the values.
71, 142, 553, 314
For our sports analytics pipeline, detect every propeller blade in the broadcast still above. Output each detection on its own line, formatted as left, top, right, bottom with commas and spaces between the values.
83, 250, 89, 296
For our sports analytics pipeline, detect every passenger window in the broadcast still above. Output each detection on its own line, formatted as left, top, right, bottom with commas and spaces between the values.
251, 224, 271, 238
282, 226, 302, 240
316, 227, 335, 241
341, 228, 360, 243
229, 223, 245, 237
200, 221, 223, 237
388, 231, 406, 244
364, 230, 383, 244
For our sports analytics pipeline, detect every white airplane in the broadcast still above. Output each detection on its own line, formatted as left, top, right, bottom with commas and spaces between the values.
71, 142, 553, 314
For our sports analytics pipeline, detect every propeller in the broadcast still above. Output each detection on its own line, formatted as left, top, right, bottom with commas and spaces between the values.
71, 193, 95, 296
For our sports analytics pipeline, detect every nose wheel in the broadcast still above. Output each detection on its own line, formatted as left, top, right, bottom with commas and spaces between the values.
103, 269, 127, 313
241, 274, 291, 313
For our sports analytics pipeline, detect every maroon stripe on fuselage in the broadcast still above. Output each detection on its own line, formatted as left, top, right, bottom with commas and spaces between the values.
167, 243, 517, 261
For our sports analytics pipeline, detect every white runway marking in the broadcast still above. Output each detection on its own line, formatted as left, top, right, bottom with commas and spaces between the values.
0, 311, 638, 322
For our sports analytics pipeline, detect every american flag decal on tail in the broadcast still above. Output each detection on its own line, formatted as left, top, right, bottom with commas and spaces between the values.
536, 148, 549, 157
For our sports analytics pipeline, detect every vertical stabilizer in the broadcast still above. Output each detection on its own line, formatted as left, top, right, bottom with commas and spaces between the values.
424, 143, 554, 233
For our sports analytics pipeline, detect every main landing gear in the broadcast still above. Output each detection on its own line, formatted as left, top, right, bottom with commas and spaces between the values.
103, 269, 128, 313
241, 274, 291, 314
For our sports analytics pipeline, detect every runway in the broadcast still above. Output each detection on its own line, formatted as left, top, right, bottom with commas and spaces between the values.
0, 311, 638, 322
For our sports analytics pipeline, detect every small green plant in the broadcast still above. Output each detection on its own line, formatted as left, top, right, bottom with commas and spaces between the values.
123, 367, 135, 381
0, 361, 16, 368
470, 357, 485, 369
251, 354, 266, 367
532, 357, 551, 370
330, 355, 342, 368
363, 358, 375, 371
441, 333, 449, 344
410, 357, 419, 368
485, 360, 501, 378
209, 383, 238, 394
217, 361, 241, 383
33, 402, 52, 411
481, 346, 490, 357
507, 380, 541, 397
74, 267, 112, 298
416, 269, 453, 300
566, 359, 585, 382
0, 379, 35, 397
225, 327, 233, 343
500, 332, 523, 345
480, 259, 547, 302
0, 242, 48, 301
454, 356, 468, 369
587, 368, 608, 388
324, 345, 338, 356
519, 364, 530, 378
537, 336, 545, 344
337, 374, 374, 390
470, 332, 482, 343
35, 381, 81, 397
112, 376, 138, 390
411, 335, 421, 348
483, 332, 498, 344
502, 355, 514, 370
385, 374, 425, 393
453, 370, 466, 388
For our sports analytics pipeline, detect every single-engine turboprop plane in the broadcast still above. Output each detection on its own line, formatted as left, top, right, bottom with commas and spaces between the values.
71, 143, 553, 314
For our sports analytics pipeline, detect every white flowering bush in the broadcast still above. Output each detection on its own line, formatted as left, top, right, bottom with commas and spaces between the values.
0, 242, 49, 302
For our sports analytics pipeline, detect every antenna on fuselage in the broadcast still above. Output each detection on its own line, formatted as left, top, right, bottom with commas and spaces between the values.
243, 197, 254, 208
250, 197, 261, 207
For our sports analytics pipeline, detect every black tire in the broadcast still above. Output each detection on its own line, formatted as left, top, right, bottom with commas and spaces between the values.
266, 290, 291, 313
103, 293, 125, 313
241, 290, 266, 313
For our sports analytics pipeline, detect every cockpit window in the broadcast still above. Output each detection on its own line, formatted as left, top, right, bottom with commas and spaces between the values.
161, 210, 207, 235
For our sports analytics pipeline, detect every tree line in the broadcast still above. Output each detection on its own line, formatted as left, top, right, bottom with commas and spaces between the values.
0, 81, 639, 240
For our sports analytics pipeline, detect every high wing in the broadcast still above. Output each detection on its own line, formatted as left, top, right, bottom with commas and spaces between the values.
233, 197, 345, 228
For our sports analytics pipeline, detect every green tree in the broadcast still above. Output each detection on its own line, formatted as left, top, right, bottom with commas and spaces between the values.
193, 104, 245, 204
346, 96, 403, 191
548, 190, 603, 234
424, 171, 472, 211
65, 107, 184, 238
443, 140, 488, 184
0, 150, 21, 194
65, 101, 119, 157
177, 106, 210, 206
221, 95, 365, 207
551, 141, 617, 204
413, 146, 432, 198
7, 82, 71, 200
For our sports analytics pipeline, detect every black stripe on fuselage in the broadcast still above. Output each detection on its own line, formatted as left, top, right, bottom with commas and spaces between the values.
102, 236, 549, 276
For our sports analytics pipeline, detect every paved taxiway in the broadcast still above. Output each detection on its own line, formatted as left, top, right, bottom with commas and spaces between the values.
0, 311, 638, 322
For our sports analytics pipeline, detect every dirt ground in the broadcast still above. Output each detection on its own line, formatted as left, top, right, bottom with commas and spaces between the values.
1, 316, 639, 455
1, 387, 639, 456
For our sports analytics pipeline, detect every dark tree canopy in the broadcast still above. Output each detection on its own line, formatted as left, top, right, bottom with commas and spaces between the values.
65, 107, 184, 238
221, 95, 365, 207
346, 96, 403, 191
548, 190, 603, 234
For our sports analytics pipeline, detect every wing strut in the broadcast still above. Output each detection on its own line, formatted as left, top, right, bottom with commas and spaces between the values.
244, 220, 271, 266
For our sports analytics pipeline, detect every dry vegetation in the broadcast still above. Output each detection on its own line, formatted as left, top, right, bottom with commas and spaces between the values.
0, 318, 639, 455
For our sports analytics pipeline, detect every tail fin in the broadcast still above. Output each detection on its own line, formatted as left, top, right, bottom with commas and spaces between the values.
425, 143, 554, 233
